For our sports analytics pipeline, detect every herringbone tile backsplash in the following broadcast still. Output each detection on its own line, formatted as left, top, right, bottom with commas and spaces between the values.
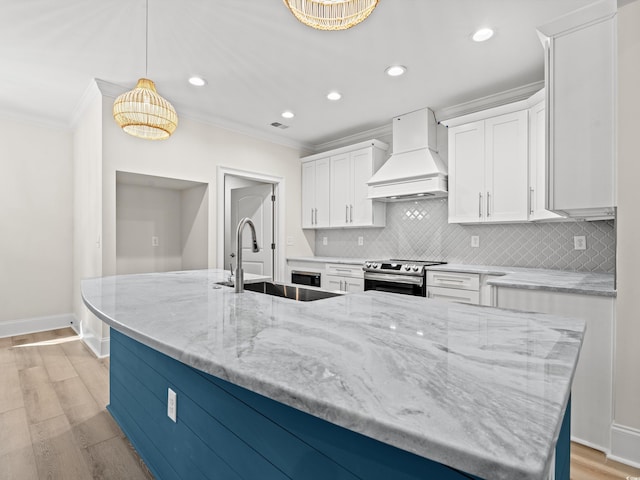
314, 198, 615, 272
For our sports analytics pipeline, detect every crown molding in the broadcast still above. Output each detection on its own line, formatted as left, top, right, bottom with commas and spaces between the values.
312, 123, 392, 153
0, 108, 70, 131
435, 81, 545, 122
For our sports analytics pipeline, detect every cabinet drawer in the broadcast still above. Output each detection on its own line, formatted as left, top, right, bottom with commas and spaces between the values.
427, 271, 479, 291
427, 286, 480, 305
326, 264, 364, 278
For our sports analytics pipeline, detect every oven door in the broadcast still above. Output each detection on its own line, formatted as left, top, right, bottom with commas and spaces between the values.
363, 272, 426, 297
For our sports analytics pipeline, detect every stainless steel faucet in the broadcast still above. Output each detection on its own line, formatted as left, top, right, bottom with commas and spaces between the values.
234, 217, 259, 293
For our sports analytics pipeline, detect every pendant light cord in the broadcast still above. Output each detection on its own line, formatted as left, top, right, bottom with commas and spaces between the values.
145, 0, 149, 77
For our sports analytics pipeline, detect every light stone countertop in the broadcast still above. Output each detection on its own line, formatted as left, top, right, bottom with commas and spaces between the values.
287, 256, 366, 265
81, 269, 585, 480
426, 264, 616, 297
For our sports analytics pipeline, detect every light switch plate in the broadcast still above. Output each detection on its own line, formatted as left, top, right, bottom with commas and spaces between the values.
167, 388, 177, 422
574, 236, 586, 250
471, 236, 480, 248
322, 237, 328, 246
286, 236, 294, 246
358, 236, 364, 246
152, 236, 159, 247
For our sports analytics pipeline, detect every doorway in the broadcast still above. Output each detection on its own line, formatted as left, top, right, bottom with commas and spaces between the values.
217, 167, 285, 282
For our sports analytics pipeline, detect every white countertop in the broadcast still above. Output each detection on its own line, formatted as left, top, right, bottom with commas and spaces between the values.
81, 269, 585, 480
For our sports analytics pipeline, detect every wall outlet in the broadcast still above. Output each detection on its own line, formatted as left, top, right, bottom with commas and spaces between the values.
574, 236, 586, 250
471, 236, 480, 248
322, 237, 328, 246
286, 236, 294, 246
167, 388, 177, 422
358, 236, 364, 246
152, 236, 159, 247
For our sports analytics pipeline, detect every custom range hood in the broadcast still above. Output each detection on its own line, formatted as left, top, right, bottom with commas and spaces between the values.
368, 108, 447, 201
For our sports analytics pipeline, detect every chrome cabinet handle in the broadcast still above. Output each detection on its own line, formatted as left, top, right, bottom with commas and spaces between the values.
479, 192, 482, 218
314, 208, 318, 224
350, 205, 353, 223
486, 191, 490, 217
311, 208, 314, 225
345, 205, 349, 223
530, 188, 534, 215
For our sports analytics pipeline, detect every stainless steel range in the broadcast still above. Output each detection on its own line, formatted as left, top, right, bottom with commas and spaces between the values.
363, 259, 447, 297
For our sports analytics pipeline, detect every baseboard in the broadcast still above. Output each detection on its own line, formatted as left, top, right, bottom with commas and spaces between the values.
82, 332, 110, 358
570, 436, 610, 455
610, 423, 640, 468
0, 313, 75, 338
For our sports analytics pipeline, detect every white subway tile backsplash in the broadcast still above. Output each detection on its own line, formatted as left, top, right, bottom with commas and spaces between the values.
314, 198, 615, 272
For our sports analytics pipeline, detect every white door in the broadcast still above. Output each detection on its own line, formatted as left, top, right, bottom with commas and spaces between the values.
230, 183, 273, 277
484, 110, 528, 222
301, 161, 316, 228
448, 121, 485, 223
330, 153, 351, 227
350, 148, 373, 226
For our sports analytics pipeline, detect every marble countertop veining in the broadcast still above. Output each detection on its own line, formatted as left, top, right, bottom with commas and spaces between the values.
81, 269, 585, 480
426, 264, 616, 297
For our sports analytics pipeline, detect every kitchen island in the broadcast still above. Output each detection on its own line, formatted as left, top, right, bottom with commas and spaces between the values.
81, 269, 585, 480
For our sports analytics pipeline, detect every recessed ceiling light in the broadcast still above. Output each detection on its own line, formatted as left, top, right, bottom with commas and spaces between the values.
327, 91, 342, 101
472, 28, 494, 42
385, 65, 407, 77
188, 76, 207, 87
281, 111, 295, 119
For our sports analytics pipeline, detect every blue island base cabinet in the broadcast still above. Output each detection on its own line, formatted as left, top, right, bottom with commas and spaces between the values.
108, 329, 569, 480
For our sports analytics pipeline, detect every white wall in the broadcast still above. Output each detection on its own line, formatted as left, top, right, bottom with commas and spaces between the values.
72, 83, 106, 353
0, 114, 73, 334
116, 184, 184, 274
181, 184, 208, 270
100, 95, 312, 281
613, 0, 640, 464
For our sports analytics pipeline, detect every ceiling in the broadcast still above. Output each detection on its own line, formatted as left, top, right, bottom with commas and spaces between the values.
0, 0, 600, 151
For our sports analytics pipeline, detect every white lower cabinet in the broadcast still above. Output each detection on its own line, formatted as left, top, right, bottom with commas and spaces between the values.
326, 263, 364, 293
495, 287, 614, 452
426, 271, 496, 306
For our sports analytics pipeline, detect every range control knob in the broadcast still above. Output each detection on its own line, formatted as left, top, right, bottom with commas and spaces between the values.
365, 262, 372, 268
412, 265, 420, 272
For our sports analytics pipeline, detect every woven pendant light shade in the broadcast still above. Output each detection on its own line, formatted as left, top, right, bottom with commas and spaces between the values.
283, 0, 378, 31
113, 78, 178, 140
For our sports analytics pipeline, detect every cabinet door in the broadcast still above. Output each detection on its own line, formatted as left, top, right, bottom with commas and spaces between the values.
314, 158, 331, 228
350, 148, 374, 226
324, 274, 344, 292
301, 161, 316, 229
529, 101, 562, 221
543, 8, 616, 217
344, 277, 364, 293
448, 121, 485, 223
484, 111, 529, 222
330, 153, 351, 227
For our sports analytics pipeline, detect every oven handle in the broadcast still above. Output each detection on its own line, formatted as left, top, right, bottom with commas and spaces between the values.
364, 272, 424, 286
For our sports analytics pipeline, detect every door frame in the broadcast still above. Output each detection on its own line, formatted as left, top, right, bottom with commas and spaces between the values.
216, 166, 286, 282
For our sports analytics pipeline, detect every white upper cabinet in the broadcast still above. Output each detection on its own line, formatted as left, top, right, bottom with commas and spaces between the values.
537, 0, 616, 219
528, 92, 563, 221
446, 110, 528, 224
301, 140, 388, 229
301, 158, 330, 229
330, 146, 387, 228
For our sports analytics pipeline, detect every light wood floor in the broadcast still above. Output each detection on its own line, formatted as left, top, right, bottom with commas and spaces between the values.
1, 328, 639, 480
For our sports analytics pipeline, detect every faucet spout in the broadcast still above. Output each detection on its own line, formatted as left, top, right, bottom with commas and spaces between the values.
235, 217, 259, 293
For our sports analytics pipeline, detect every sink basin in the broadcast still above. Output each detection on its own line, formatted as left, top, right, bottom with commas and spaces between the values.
216, 281, 342, 302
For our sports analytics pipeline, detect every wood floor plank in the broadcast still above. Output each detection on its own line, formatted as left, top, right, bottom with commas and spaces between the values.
0, 445, 39, 480
11, 333, 36, 347
29, 414, 93, 480
39, 344, 77, 382
53, 376, 95, 410
19, 366, 64, 425
13, 344, 44, 371
0, 366, 24, 414
0, 408, 39, 479
0, 407, 33, 457
0, 344, 16, 366
73, 357, 110, 408
82, 436, 154, 480
0, 336, 12, 348
69, 404, 124, 449
59, 337, 95, 366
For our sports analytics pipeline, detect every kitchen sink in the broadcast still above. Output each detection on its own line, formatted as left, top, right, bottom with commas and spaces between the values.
216, 281, 342, 302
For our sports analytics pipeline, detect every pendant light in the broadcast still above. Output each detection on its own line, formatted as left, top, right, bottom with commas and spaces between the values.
283, 0, 379, 31
113, 0, 178, 140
